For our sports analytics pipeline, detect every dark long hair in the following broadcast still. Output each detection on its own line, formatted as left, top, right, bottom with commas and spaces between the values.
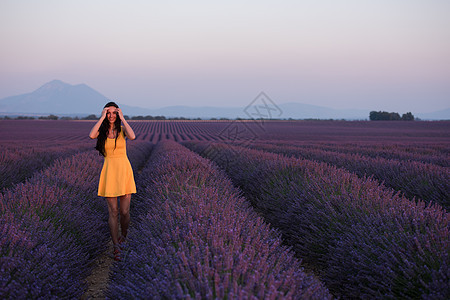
95, 102, 122, 157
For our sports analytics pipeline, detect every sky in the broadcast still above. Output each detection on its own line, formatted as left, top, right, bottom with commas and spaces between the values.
1, 0, 449, 113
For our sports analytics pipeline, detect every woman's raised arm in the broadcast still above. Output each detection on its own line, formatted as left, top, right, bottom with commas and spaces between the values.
116, 108, 136, 140
89, 108, 108, 139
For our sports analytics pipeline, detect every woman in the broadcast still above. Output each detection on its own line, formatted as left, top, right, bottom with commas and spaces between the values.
89, 101, 136, 261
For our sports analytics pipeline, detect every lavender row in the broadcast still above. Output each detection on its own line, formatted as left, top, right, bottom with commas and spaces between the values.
260, 140, 449, 167
107, 140, 331, 299
0, 142, 152, 299
186, 142, 449, 299
249, 142, 449, 209
0, 140, 94, 191
0, 152, 107, 298
125, 140, 154, 172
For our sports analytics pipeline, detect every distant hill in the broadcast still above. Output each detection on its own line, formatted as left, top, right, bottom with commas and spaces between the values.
140, 103, 369, 120
416, 108, 450, 121
0, 80, 448, 120
0, 80, 109, 115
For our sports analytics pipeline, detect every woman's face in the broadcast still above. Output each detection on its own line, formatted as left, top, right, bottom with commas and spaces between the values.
106, 107, 117, 124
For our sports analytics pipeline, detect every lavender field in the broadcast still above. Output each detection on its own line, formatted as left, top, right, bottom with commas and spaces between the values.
0, 119, 449, 299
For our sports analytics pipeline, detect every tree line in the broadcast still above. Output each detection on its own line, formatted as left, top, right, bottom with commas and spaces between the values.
369, 111, 415, 121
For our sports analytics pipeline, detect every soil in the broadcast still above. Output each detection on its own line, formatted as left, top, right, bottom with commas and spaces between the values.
81, 240, 115, 299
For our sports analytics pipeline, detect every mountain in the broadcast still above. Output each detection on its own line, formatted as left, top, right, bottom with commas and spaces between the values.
0, 80, 448, 120
0, 80, 110, 115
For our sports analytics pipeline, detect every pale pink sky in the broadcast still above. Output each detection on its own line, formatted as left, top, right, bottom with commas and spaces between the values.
1, 0, 449, 113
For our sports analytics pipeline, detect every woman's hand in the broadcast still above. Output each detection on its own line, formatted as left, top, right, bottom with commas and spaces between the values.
100, 107, 109, 119
116, 108, 125, 121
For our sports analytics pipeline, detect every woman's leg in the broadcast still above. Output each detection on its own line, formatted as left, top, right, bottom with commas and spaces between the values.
119, 194, 131, 239
106, 197, 120, 245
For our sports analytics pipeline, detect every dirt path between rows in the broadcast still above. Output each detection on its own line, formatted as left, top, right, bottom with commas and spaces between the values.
81, 240, 114, 299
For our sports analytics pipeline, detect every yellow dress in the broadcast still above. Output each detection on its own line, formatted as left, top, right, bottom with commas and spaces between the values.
98, 127, 136, 197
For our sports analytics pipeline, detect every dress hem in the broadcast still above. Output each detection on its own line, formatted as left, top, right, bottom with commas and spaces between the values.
98, 191, 137, 197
